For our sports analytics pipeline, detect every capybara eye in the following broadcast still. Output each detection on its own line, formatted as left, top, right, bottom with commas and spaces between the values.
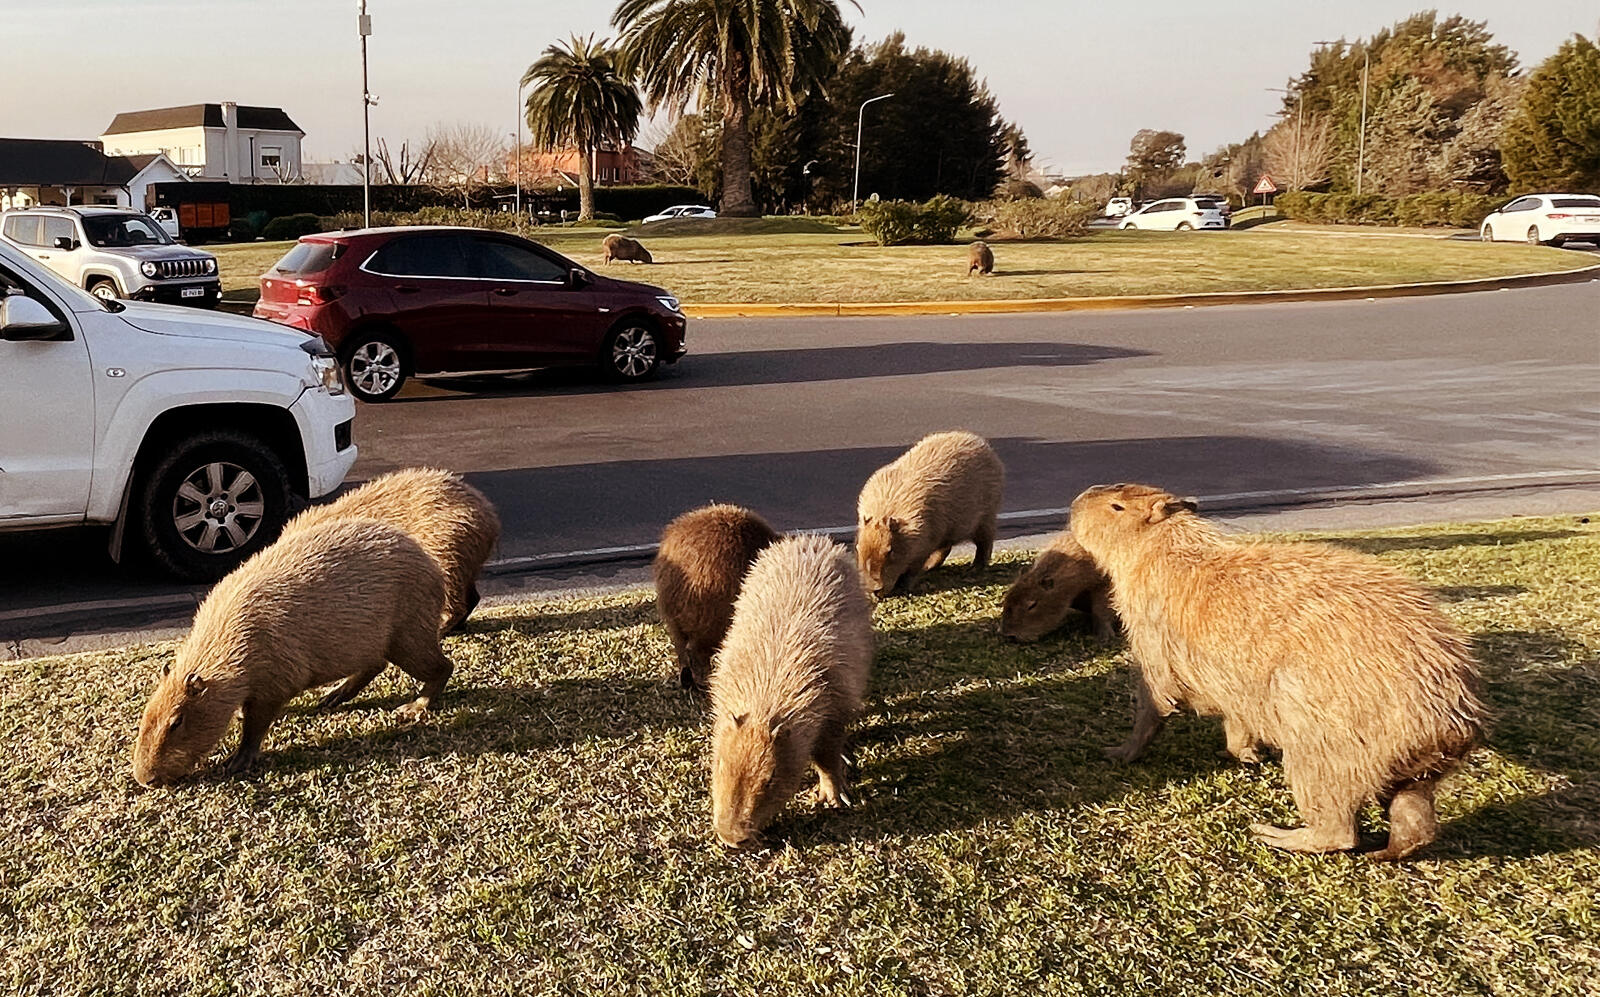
1111, 503, 1125, 512
1026, 600, 1038, 612
168, 714, 183, 731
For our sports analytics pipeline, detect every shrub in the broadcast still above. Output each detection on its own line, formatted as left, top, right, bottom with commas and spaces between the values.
259, 213, 326, 241
857, 195, 972, 245
225, 217, 258, 242
984, 198, 1096, 239
1274, 191, 1506, 228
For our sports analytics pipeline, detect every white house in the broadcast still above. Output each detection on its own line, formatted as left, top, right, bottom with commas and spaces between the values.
99, 102, 305, 183
0, 138, 187, 211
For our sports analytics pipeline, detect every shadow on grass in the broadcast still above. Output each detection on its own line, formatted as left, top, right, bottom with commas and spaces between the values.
1433, 584, 1526, 603
464, 597, 660, 638
992, 269, 1114, 278
1327, 528, 1584, 555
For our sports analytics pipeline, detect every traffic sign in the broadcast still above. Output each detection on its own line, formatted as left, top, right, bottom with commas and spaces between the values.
1252, 174, 1278, 194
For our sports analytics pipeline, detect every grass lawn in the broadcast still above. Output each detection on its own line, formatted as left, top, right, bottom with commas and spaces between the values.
4, 515, 1598, 993
212, 226, 1591, 308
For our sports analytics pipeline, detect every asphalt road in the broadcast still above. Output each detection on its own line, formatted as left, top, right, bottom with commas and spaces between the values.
5, 278, 1598, 643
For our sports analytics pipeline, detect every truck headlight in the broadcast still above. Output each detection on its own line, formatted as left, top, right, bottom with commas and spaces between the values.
657, 295, 681, 313
309, 355, 345, 395
140, 261, 158, 278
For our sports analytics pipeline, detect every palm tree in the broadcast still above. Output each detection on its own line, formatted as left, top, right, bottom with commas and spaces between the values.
522, 35, 643, 221
613, 0, 856, 217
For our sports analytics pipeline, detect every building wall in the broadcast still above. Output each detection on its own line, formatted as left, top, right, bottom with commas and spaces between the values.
513, 146, 642, 185
101, 126, 209, 171
101, 126, 302, 182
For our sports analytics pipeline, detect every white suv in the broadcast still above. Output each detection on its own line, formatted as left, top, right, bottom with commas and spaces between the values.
1479, 193, 1600, 247
0, 238, 357, 580
1119, 197, 1228, 231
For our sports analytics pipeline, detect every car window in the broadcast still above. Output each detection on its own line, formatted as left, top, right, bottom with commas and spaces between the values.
1502, 197, 1540, 213
366, 235, 475, 278
470, 237, 570, 282
1150, 201, 1177, 213
42, 217, 76, 248
274, 241, 342, 275
4, 216, 43, 247
81, 214, 170, 248
1552, 197, 1600, 209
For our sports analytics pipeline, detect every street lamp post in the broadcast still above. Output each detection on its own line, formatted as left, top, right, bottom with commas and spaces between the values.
1356, 50, 1370, 196
358, 0, 374, 229
852, 93, 894, 212
515, 79, 526, 224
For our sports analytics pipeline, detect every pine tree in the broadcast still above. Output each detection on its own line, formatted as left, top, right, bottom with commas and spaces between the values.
1502, 34, 1600, 190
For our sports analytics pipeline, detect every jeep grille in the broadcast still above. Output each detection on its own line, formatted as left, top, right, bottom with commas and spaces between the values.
156, 258, 210, 279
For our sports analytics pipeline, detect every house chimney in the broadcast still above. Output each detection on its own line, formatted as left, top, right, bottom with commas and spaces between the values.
221, 101, 239, 181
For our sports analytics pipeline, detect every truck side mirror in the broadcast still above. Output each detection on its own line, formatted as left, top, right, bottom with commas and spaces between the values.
53, 236, 77, 251
0, 295, 70, 341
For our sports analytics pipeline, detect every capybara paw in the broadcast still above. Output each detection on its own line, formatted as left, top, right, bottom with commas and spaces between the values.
394, 699, 431, 721
816, 783, 855, 808
1249, 823, 1356, 853
223, 752, 256, 776
1219, 746, 1262, 765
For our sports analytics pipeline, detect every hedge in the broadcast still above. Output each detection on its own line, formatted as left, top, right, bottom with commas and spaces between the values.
857, 195, 971, 245
1274, 191, 1504, 228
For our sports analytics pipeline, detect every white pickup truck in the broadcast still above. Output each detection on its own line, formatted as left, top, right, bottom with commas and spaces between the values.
0, 238, 357, 580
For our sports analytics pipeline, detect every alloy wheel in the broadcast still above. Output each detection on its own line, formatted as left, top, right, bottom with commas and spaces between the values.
171, 461, 265, 554
611, 326, 658, 380
349, 340, 402, 397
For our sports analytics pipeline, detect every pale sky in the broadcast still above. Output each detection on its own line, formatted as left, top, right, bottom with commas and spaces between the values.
3, 0, 1595, 175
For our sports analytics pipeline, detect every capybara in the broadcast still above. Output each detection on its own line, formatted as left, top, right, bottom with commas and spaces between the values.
710, 534, 874, 848
856, 430, 1004, 598
655, 504, 781, 694
286, 467, 499, 640
968, 240, 994, 275
602, 233, 653, 264
999, 530, 1116, 641
131, 519, 453, 786
1070, 483, 1484, 860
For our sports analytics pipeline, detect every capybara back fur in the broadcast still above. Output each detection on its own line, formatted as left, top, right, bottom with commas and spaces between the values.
710, 534, 873, 847
857, 430, 1004, 598
1071, 483, 1484, 859
655, 504, 781, 692
287, 468, 499, 632
968, 240, 994, 275
602, 234, 653, 264
1000, 530, 1116, 641
131, 519, 452, 786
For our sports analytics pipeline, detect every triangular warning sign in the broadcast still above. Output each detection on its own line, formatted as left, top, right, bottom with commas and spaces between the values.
1252, 174, 1278, 194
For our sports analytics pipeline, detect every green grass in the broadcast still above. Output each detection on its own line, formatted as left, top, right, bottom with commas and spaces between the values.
212, 227, 1590, 308
4, 515, 1598, 993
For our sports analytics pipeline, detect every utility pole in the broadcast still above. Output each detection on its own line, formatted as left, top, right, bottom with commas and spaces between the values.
1357, 50, 1370, 196
852, 93, 894, 212
515, 78, 526, 225
358, 0, 374, 229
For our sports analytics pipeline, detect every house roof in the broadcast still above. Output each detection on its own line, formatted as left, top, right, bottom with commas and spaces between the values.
0, 138, 139, 186
103, 103, 303, 136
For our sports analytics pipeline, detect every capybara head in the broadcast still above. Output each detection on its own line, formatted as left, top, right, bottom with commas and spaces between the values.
131, 659, 235, 788
1070, 483, 1198, 560
635, 245, 654, 264
856, 514, 912, 598
710, 711, 809, 848
1000, 548, 1098, 641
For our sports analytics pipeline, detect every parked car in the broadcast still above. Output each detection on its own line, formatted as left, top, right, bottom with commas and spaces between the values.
0, 237, 356, 580
1480, 193, 1600, 247
252, 226, 689, 402
642, 204, 717, 224
1192, 194, 1234, 220
1118, 198, 1228, 231
1103, 197, 1134, 218
0, 206, 220, 307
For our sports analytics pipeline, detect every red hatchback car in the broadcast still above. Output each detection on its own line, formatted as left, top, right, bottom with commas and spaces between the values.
253, 226, 687, 401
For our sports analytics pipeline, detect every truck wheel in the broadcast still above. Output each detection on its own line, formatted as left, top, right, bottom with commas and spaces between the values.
137, 430, 293, 581
341, 330, 409, 402
88, 278, 120, 301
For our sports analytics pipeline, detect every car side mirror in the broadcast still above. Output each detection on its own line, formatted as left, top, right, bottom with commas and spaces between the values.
53, 236, 77, 251
569, 267, 591, 289
0, 295, 69, 341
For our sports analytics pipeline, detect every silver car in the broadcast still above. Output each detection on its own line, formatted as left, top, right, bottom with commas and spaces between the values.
0, 205, 220, 307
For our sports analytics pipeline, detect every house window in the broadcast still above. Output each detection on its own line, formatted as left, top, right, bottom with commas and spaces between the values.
260, 146, 282, 170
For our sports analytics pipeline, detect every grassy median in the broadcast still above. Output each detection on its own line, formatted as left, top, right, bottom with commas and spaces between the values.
213, 225, 1592, 308
3, 515, 1597, 993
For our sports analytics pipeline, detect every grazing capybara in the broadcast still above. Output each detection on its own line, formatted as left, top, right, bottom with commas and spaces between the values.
999, 530, 1116, 641
602, 233, 653, 264
968, 240, 994, 275
710, 534, 873, 848
655, 504, 781, 694
131, 519, 453, 786
856, 430, 1004, 598
286, 467, 499, 638
1071, 483, 1484, 860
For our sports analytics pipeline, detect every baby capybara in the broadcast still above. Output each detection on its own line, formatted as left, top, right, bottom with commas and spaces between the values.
1071, 483, 1484, 860
286, 467, 499, 639
710, 534, 873, 848
968, 240, 994, 275
131, 519, 453, 787
999, 530, 1116, 641
602, 233, 653, 264
857, 430, 1004, 598
655, 503, 781, 694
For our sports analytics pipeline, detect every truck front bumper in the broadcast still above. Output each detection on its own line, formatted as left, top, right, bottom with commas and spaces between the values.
291, 386, 358, 498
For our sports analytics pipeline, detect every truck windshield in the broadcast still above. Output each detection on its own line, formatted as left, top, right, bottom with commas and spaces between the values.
82, 215, 173, 248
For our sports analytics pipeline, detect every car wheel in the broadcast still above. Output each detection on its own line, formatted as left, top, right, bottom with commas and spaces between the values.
1176, 222, 1194, 231
137, 430, 293, 581
1526, 226, 1543, 245
1123, 222, 1137, 230
341, 330, 408, 402
1480, 225, 1494, 242
88, 278, 120, 300
603, 321, 661, 382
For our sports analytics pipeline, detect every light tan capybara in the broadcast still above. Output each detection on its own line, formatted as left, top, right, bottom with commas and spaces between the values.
1070, 483, 1485, 860
710, 534, 874, 848
999, 530, 1116, 641
286, 467, 499, 639
131, 519, 453, 787
602, 233, 653, 264
968, 240, 994, 275
655, 503, 781, 694
857, 430, 1004, 598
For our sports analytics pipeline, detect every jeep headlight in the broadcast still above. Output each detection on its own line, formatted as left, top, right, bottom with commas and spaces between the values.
204, 258, 218, 274
657, 295, 681, 313
308, 354, 345, 395
140, 261, 158, 278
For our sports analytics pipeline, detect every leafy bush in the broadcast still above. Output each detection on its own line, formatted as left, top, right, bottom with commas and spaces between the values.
857, 195, 971, 245
225, 217, 258, 242
981, 198, 1096, 239
259, 213, 326, 241
1274, 191, 1503, 228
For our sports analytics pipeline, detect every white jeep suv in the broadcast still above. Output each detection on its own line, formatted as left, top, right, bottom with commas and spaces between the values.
0, 238, 357, 580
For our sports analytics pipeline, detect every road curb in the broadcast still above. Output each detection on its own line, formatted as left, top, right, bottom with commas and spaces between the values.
682, 261, 1600, 318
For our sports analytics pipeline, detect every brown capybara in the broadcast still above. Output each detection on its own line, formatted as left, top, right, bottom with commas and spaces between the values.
1070, 483, 1484, 861
856, 430, 1004, 598
999, 530, 1116, 641
655, 503, 781, 694
286, 468, 499, 642
602, 233, 653, 264
131, 519, 453, 787
968, 240, 994, 275
710, 534, 873, 848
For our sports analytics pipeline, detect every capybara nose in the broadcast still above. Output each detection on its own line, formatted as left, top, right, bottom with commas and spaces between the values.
716, 830, 757, 850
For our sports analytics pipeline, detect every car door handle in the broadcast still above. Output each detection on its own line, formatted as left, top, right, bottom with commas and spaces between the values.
37, 254, 50, 260
395, 284, 421, 294
492, 287, 518, 296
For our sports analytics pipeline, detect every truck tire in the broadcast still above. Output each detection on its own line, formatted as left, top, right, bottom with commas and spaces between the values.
137, 430, 294, 581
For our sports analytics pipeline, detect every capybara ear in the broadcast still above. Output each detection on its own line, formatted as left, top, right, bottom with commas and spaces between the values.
159, 661, 172, 678
184, 672, 208, 696
886, 516, 903, 534
1039, 576, 1056, 590
732, 713, 748, 728
1149, 496, 1199, 522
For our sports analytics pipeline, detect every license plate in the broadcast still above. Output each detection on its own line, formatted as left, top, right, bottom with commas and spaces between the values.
181, 287, 204, 299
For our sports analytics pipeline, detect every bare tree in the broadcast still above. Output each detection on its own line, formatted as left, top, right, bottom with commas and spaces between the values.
639, 114, 708, 187
424, 122, 508, 186
1263, 115, 1332, 191
372, 138, 436, 185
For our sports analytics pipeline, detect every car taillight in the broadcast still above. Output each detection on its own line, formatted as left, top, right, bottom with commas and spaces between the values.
1545, 213, 1572, 220
295, 280, 345, 305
